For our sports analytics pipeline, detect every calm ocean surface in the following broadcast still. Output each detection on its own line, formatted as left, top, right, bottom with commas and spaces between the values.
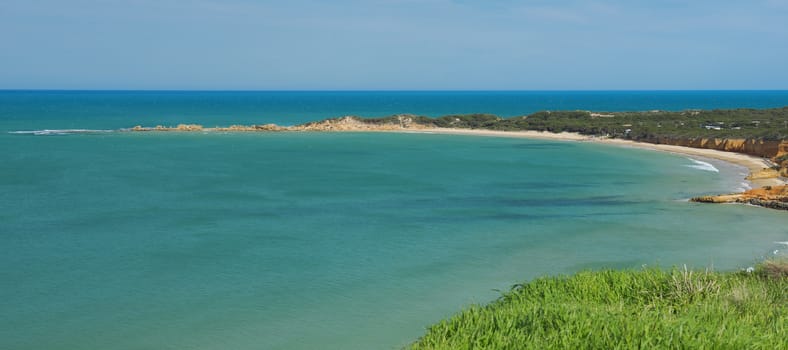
1, 91, 787, 349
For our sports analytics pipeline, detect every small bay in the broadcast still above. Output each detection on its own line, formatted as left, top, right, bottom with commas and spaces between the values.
1, 91, 787, 349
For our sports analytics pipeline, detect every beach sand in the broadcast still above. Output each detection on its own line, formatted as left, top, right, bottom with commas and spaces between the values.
127, 124, 786, 188
400, 128, 787, 188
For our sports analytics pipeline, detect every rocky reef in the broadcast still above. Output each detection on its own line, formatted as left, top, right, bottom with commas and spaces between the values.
129, 115, 428, 133
691, 185, 788, 210
131, 123, 286, 132
291, 115, 428, 131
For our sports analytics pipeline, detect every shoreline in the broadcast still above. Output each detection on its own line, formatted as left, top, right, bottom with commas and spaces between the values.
12, 125, 785, 187
396, 128, 787, 187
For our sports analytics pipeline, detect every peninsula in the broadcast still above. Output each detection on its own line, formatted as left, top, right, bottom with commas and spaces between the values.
129, 107, 788, 209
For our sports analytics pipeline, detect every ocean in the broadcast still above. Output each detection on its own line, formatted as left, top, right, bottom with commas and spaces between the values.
1, 91, 787, 349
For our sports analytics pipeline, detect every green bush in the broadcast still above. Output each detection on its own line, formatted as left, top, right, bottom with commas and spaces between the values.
344, 107, 788, 140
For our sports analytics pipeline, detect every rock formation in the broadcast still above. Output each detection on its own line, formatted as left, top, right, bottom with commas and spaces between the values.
291, 115, 429, 131
691, 185, 788, 210
128, 115, 429, 133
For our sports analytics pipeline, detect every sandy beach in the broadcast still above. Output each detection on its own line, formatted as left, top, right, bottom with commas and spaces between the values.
127, 123, 786, 188
402, 128, 787, 188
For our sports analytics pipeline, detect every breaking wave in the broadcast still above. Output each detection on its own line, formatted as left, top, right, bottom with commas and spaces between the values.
685, 158, 719, 172
736, 182, 753, 193
8, 129, 115, 136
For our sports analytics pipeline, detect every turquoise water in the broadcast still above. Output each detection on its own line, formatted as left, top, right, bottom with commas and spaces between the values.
3, 90, 788, 131
1, 91, 788, 349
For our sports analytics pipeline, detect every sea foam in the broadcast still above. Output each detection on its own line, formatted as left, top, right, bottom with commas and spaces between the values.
736, 182, 753, 192
685, 158, 719, 172
8, 129, 114, 136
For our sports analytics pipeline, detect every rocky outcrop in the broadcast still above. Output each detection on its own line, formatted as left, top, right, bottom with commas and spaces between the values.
128, 115, 430, 133
214, 124, 286, 132
130, 124, 202, 131
778, 142, 788, 157
291, 115, 429, 131
691, 185, 788, 210
130, 123, 286, 132
746, 168, 782, 181
748, 198, 788, 210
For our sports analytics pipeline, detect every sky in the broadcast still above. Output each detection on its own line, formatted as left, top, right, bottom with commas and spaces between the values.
1, 0, 787, 90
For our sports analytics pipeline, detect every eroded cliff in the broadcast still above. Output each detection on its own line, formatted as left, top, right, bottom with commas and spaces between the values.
643, 137, 786, 158
692, 185, 788, 210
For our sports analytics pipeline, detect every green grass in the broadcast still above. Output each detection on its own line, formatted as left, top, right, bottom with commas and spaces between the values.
409, 260, 787, 349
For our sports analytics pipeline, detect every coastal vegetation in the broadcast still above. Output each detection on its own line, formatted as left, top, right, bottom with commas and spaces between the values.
320, 107, 788, 140
490, 108, 788, 140
409, 260, 787, 349
131, 106, 788, 141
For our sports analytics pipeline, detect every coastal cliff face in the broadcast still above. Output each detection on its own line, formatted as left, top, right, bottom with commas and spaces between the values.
777, 143, 788, 177
650, 137, 788, 210
779, 141, 788, 157
643, 137, 786, 158
645, 137, 788, 182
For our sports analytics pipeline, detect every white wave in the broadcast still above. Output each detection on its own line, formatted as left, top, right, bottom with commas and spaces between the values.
685, 158, 719, 172
775, 241, 788, 247
736, 182, 753, 192
8, 129, 114, 136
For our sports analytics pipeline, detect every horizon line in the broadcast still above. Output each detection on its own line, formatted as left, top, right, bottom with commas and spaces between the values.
2, 89, 788, 93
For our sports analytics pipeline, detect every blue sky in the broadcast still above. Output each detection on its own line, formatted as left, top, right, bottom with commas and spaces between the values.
1, 0, 786, 90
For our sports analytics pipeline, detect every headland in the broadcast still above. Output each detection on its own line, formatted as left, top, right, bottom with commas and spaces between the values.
126, 108, 788, 209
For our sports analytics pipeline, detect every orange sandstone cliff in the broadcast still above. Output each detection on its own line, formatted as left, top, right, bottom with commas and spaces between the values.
663, 137, 788, 210
644, 137, 787, 158
647, 137, 788, 187
692, 185, 788, 210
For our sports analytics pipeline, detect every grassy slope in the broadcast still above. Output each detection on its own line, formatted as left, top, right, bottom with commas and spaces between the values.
409, 261, 787, 349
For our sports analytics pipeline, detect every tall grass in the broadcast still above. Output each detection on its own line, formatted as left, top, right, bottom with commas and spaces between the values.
409, 260, 787, 349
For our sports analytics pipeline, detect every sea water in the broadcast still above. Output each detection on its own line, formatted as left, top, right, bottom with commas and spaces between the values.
1, 91, 787, 349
